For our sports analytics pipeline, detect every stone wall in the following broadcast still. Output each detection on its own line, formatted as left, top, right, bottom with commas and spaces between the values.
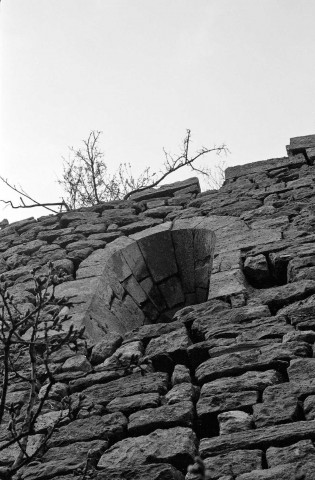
1, 134, 315, 479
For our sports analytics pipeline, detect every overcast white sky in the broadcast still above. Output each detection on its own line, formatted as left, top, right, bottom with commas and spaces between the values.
1, 0, 315, 223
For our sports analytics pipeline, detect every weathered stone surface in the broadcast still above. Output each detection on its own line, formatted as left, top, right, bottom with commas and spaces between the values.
195, 348, 287, 384
208, 268, 247, 300
197, 391, 258, 418
287, 358, 315, 382
68, 370, 123, 393
129, 177, 200, 201
22, 440, 106, 479
95, 340, 143, 371
122, 275, 147, 305
218, 410, 253, 435
98, 427, 197, 472
106, 392, 160, 415
200, 371, 283, 397
48, 412, 127, 447
191, 304, 271, 341
61, 354, 91, 373
225, 154, 306, 180
145, 327, 192, 363
236, 461, 315, 480
253, 387, 300, 428
165, 383, 197, 405
101, 209, 138, 226
140, 276, 167, 311
96, 464, 185, 480
82, 372, 168, 406
144, 205, 179, 218
90, 332, 122, 365
303, 395, 315, 420
123, 319, 184, 343
266, 439, 315, 468
172, 364, 191, 385
244, 254, 272, 287
172, 227, 195, 293
158, 276, 185, 308
130, 225, 176, 277
204, 449, 262, 479
199, 419, 315, 456
253, 280, 315, 312
128, 401, 194, 435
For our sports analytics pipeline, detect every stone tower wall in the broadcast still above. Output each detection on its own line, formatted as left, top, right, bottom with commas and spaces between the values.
1, 134, 315, 479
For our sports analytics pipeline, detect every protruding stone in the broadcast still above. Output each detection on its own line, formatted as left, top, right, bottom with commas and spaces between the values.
172, 364, 191, 385
218, 410, 253, 435
244, 254, 271, 287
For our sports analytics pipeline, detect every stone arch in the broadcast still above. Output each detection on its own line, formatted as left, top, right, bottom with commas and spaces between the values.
64, 218, 216, 341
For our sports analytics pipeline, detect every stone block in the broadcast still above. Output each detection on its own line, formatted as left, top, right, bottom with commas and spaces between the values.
158, 275, 185, 308
204, 449, 262, 479
140, 276, 166, 311
199, 420, 315, 457
48, 412, 127, 447
128, 401, 194, 435
244, 254, 271, 287
165, 383, 197, 405
95, 340, 143, 371
97, 426, 197, 472
22, 440, 106, 479
290, 134, 315, 151
218, 410, 253, 435
145, 327, 192, 364
128, 177, 200, 201
304, 395, 315, 420
122, 275, 147, 306
131, 223, 177, 282
172, 364, 191, 385
120, 240, 149, 280
90, 333, 123, 365
208, 268, 247, 301
106, 392, 160, 415
287, 358, 315, 382
225, 155, 306, 180
96, 464, 185, 480
172, 227, 195, 292
254, 280, 315, 312
266, 439, 315, 468
197, 391, 258, 418
82, 372, 168, 405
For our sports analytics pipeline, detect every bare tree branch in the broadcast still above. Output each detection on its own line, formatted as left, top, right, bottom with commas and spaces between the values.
124, 129, 228, 199
0, 177, 69, 213
0, 264, 85, 479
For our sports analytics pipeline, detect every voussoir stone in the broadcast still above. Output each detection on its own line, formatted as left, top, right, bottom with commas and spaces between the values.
97, 426, 197, 472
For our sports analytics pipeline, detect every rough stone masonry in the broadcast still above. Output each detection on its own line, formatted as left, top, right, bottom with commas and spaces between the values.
1, 134, 315, 479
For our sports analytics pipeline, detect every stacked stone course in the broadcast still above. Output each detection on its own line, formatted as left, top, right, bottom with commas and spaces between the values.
1, 135, 315, 479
